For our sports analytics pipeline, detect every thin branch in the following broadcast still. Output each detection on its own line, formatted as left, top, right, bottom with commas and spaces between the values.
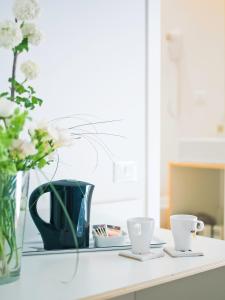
72, 134, 115, 162
70, 132, 126, 138
37, 169, 79, 283
49, 113, 106, 123
26, 150, 54, 169
49, 152, 60, 182
79, 135, 99, 172
11, 51, 18, 101
71, 125, 120, 160
87, 134, 118, 160
68, 119, 123, 130
70, 127, 119, 160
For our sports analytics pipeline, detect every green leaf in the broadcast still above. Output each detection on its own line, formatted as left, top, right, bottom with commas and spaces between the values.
28, 86, 36, 94
0, 92, 8, 98
0, 161, 17, 174
0, 109, 28, 174
14, 37, 29, 53
31, 96, 43, 106
9, 78, 27, 95
15, 95, 43, 110
37, 158, 48, 168
15, 96, 31, 108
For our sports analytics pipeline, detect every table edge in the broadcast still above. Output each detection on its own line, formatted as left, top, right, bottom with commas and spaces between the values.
80, 259, 225, 300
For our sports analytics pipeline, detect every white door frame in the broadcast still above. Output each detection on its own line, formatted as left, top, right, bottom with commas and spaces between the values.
145, 0, 161, 225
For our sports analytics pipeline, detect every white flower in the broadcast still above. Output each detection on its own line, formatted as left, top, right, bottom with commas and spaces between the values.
13, 0, 40, 21
20, 60, 39, 80
53, 127, 73, 148
0, 20, 23, 49
0, 98, 17, 117
44, 125, 73, 148
22, 23, 42, 45
11, 139, 37, 158
30, 120, 49, 135
32, 120, 73, 148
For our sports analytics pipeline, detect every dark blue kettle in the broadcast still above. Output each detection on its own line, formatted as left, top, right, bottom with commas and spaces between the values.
29, 180, 94, 250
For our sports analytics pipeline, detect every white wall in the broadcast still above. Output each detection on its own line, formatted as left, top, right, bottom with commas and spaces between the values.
1, 0, 161, 238
160, 0, 225, 197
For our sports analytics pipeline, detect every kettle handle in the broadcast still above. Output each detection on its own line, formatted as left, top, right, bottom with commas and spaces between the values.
29, 183, 57, 249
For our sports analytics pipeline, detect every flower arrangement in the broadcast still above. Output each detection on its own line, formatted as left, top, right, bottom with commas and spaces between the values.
0, 1, 73, 175
0, 0, 74, 283
0, 0, 122, 284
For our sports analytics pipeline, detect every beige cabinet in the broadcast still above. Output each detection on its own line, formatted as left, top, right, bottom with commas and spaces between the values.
166, 162, 225, 239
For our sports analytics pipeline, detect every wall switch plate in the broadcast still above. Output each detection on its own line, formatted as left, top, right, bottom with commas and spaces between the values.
113, 161, 137, 183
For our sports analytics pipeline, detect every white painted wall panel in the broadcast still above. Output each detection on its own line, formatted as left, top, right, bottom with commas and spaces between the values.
0, 1, 161, 238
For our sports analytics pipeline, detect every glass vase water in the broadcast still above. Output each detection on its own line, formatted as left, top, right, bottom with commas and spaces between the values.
0, 172, 29, 285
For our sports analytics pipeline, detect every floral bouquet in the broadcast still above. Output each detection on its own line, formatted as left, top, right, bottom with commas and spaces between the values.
0, 0, 74, 284
0, 0, 122, 285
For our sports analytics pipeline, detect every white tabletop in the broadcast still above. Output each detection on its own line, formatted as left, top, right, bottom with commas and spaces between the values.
1, 229, 225, 300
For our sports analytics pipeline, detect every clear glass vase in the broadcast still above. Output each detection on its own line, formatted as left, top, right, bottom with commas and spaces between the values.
0, 172, 29, 285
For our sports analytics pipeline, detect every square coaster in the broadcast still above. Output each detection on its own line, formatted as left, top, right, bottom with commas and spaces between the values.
119, 250, 164, 262
164, 247, 204, 257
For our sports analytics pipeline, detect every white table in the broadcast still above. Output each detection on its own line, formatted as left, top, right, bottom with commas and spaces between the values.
1, 229, 225, 300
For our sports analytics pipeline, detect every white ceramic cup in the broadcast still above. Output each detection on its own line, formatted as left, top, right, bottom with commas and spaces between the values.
127, 217, 155, 254
170, 214, 204, 251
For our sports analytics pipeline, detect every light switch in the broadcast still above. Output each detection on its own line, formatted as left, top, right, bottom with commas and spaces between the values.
113, 161, 138, 183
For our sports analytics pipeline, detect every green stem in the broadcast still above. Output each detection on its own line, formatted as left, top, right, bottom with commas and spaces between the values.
27, 150, 54, 169
0, 232, 8, 276
0, 243, 9, 276
0, 174, 17, 277
11, 51, 18, 101
3, 119, 7, 129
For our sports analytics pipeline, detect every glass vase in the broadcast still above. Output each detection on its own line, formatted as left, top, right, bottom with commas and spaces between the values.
0, 172, 29, 285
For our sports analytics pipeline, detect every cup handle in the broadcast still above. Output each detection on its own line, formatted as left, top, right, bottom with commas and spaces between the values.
196, 220, 204, 232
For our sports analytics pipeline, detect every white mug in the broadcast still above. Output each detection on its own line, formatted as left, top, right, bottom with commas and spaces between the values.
170, 214, 204, 251
127, 217, 155, 254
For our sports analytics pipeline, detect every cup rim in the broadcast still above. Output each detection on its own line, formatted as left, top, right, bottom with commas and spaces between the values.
127, 217, 155, 224
170, 214, 197, 221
